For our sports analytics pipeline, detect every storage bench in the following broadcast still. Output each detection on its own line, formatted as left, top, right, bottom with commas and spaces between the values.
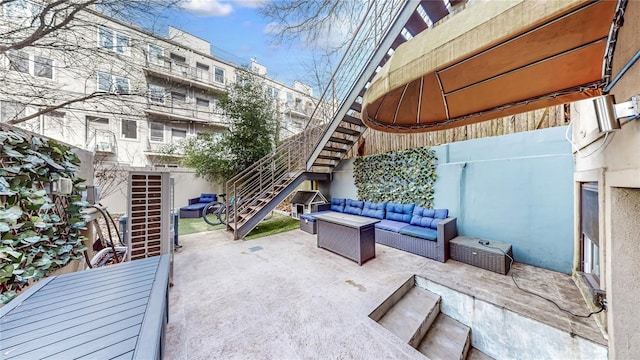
450, 236, 512, 275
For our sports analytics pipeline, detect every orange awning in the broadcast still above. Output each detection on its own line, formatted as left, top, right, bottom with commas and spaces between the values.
362, 0, 616, 133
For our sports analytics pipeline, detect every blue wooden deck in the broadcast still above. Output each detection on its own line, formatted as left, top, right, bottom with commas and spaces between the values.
0, 255, 170, 360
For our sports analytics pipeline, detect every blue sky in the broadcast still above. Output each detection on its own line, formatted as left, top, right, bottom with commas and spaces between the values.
164, 0, 317, 88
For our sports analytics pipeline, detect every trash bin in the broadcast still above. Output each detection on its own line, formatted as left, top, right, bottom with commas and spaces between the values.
119, 215, 128, 245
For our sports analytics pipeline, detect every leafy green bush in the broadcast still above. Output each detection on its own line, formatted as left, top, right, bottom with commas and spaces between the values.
353, 147, 437, 207
0, 129, 87, 304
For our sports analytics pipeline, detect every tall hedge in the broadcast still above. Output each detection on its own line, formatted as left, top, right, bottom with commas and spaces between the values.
353, 147, 437, 207
0, 129, 87, 304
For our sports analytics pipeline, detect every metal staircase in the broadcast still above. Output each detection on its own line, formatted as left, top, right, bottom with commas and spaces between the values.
226, 0, 456, 239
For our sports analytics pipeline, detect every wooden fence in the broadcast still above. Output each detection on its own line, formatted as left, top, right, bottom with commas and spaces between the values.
348, 105, 567, 158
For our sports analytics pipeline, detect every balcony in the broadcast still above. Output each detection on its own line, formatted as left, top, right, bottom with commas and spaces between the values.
90, 129, 117, 154
145, 101, 228, 128
144, 61, 226, 94
144, 139, 184, 157
284, 101, 314, 119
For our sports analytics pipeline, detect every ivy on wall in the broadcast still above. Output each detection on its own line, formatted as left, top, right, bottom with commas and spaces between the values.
0, 129, 87, 304
353, 147, 438, 207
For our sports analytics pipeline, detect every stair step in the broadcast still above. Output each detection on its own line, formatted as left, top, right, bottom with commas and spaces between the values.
317, 155, 341, 161
350, 102, 362, 112
335, 126, 361, 136
467, 348, 495, 360
312, 163, 335, 168
377, 286, 441, 348
323, 146, 347, 153
329, 136, 354, 145
417, 314, 471, 360
342, 114, 363, 126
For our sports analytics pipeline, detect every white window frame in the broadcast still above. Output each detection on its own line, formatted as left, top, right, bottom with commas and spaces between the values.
97, 72, 130, 94
121, 119, 137, 140
97, 26, 131, 56
148, 44, 164, 65
149, 122, 165, 143
148, 84, 165, 104
214, 67, 225, 84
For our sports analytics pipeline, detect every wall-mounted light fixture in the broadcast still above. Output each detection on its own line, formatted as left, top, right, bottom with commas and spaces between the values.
592, 94, 639, 133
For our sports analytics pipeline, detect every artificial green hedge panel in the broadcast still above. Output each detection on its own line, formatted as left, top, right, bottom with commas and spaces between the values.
0, 129, 87, 304
353, 147, 437, 207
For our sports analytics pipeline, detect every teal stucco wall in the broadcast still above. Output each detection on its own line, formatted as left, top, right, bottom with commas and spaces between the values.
326, 126, 574, 273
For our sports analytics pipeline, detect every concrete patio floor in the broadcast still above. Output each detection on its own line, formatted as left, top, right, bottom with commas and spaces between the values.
165, 229, 605, 359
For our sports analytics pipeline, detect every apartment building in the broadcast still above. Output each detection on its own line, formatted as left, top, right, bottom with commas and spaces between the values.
0, 1, 323, 167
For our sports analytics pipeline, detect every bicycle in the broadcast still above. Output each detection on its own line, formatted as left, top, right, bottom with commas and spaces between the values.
202, 193, 234, 226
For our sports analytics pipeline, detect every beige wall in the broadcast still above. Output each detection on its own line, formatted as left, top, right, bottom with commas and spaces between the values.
572, 1, 640, 357
98, 166, 222, 214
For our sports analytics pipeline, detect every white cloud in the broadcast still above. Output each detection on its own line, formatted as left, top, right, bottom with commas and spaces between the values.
181, 0, 233, 16
181, 0, 267, 16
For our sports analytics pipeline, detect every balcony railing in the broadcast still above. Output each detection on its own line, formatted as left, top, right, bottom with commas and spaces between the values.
145, 61, 226, 92
146, 101, 227, 127
88, 129, 117, 154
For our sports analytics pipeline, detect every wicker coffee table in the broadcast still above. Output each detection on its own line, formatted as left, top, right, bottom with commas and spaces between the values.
313, 213, 379, 265
450, 236, 513, 275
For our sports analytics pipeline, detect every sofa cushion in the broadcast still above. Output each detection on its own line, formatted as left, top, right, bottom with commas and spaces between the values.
410, 206, 449, 229
362, 201, 386, 219
410, 206, 435, 227
385, 202, 415, 223
330, 198, 346, 212
199, 193, 217, 203
399, 225, 438, 241
375, 219, 411, 233
344, 199, 364, 215
434, 208, 449, 219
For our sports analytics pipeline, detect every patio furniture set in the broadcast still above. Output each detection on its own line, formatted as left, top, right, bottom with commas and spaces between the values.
301, 197, 511, 274
179, 193, 217, 218
301, 198, 458, 264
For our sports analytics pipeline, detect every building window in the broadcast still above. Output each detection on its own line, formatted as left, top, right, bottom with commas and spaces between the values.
97, 72, 130, 94
267, 86, 279, 99
286, 92, 294, 106
7, 50, 29, 73
121, 119, 137, 139
0, 101, 26, 122
171, 92, 186, 103
148, 44, 164, 65
214, 67, 224, 83
581, 182, 600, 285
171, 128, 187, 142
149, 122, 164, 142
196, 62, 209, 71
87, 115, 109, 125
148, 84, 165, 104
98, 27, 130, 55
34, 56, 53, 79
170, 52, 186, 64
4, 0, 47, 25
196, 98, 209, 108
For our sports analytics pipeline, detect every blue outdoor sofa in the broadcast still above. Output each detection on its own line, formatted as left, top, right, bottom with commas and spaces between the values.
179, 193, 217, 218
300, 198, 457, 262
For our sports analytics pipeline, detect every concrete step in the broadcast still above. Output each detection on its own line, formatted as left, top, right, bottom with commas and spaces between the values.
376, 284, 441, 348
466, 348, 494, 360
417, 314, 471, 360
